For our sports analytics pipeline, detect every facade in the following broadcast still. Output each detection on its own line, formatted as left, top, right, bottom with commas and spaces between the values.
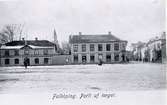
0, 38, 58, 66
69, 32, 128, 64
131, 32, 166, 63
131, 41, 145, 61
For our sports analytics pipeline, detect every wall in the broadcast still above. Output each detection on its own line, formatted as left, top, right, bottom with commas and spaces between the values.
52, 55, 71, 65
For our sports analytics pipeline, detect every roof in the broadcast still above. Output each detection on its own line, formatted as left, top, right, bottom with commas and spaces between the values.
5, 40, 55, 46
0, 45, 54, 50
0, 45, 23, 49
69, 34, 127, 43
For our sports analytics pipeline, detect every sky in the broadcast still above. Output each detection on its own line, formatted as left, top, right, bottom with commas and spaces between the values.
0, 0, 165, 47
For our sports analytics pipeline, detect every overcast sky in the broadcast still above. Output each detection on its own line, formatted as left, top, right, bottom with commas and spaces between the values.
0, 0, 165, 47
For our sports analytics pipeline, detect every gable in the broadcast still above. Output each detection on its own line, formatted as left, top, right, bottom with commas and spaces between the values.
20, 45, 33, 50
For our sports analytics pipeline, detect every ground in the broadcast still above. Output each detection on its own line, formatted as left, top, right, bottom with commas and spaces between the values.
0, 62, 166, 105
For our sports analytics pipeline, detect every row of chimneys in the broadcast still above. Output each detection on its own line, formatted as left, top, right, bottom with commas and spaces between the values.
78, 31, 112, 35
22, 37, 38, 41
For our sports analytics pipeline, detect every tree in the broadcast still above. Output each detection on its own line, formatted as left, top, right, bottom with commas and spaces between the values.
61, 41, 71, 55
0, 24, 24, 44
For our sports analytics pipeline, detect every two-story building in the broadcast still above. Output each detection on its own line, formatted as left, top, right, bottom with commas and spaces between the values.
0, 38, 58, 66
69, 32, 128, 64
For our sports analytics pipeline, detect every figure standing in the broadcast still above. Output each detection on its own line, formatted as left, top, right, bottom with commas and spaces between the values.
24, 57, 28, 69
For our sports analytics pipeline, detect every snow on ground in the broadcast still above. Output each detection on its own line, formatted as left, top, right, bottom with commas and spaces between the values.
0, 63, 166, 105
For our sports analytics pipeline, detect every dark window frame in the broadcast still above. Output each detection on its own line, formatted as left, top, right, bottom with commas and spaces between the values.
114, 43, 119, 51
90, 44, 95, 52
106, 44, 111, 51
82, 44, 86, 52
5, 50, 10, 56
82, 55, 87, 63
44, 58, 49, 64
5, 59, 10, 65
114, 53, 119, 61
43, 49, 48, 55
98, 44, 103, 51
34, 58, 39, 64
106, 54, 111, 62
90, 55, 95, 62
74, 55, 78, 62
73, 44, 78, 52
14, 58, 19, 64
14, 50, 19, 56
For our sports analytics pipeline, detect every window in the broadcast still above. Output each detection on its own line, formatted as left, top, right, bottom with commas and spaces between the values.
24, 50, 29, 55
106, 44, 111, 51
98, 44, 103, 51
44, 58, 49, 64
82, 55, 87, 63
5, 50, 9, 56
90, 55, 95, 62
34, 50, 39, 55
114, 43, 119, 51
34, 58, 39, 64
73, 44, 78, 52
114, 53, 119, 61
74, 55, 78, 62
106, 54, 111, 62
82, 44, 86, 52
14, 59, 19, 64
5, 59, 10, 65
43, 49, 48, 55
14, 50, 19, 56
122, 43, 126, 51
90, 44, 95, 52
98, 54, 103, 60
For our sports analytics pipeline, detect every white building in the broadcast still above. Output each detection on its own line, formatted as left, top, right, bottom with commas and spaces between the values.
0, 38, 58, 66
69, 32, 128, 64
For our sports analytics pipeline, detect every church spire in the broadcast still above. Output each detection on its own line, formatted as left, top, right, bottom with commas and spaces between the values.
54, 29, 58, 44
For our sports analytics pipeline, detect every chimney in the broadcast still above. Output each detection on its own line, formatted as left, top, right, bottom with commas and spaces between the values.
108, 31, 111, 35
35, 37, 38, 41
79, 32, 82, 35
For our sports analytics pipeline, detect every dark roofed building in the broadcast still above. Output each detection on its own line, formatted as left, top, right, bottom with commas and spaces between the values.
0, 38, 58, 66
69, 32, 128, 64
69, 34, 123, 43
5, 40, 55, 46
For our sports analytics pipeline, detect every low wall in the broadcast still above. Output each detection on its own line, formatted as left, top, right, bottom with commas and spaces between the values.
51, 55, 71, 65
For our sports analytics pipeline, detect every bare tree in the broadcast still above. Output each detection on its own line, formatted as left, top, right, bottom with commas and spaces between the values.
61, 41, 71, 55
0, 24, 24, 44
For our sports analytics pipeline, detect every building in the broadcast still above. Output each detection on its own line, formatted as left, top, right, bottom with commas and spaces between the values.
0, 29, 60, 66
69, 32, 128, 64
130, 41, 145, 61
146, 32, 166, 63
130, 32, 166, 63
0, 38, 58, 66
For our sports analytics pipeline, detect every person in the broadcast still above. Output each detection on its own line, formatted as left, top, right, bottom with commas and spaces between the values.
24, 57, 28, 69
98, 59, 103, 66
65, 58, 69, 65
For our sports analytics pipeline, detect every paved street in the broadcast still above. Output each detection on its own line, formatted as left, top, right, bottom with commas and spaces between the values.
0, 63, 166, 94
